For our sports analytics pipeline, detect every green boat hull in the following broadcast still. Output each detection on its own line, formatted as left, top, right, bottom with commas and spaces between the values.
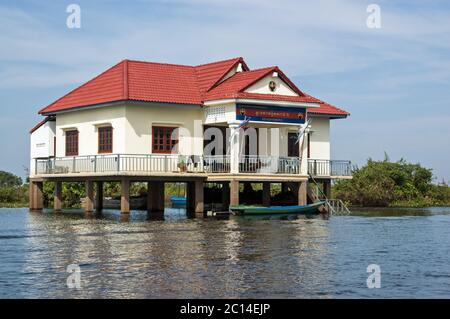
229, 201, 327, 215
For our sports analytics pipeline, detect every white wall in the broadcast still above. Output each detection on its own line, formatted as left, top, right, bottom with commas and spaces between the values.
30, 120, 56, 159
30, 120, 56, 174
49, 103, 331, 160
309, 116, 330, 160
55, 105, 127, 157
125, 104, 204, 155
245, 74, 298, 96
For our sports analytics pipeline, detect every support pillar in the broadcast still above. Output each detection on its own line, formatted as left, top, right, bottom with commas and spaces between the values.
54, 181, 62, 213
121, 179, 130, 214
29, 182, 35, 210
298, 181, 307, 206
95, 181, 103, 212
148, 181, 164, 213
187, 182, 195, 217
323, 179, 332, 199
222, 182, 230, 209
194, 180, 204, 218
29, 181, 43, 211
85, 180, 94, 213
230, 180, 239, 206
262, 182, 271, 207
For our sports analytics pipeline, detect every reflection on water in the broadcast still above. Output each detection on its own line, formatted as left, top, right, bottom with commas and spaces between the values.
1, 207, 450, 298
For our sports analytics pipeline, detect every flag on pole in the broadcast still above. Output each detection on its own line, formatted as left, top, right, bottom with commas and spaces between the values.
238, 116, 250, 130
295, 118, 312, 145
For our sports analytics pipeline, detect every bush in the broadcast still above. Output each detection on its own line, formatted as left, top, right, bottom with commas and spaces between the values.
334, 156, 450, 207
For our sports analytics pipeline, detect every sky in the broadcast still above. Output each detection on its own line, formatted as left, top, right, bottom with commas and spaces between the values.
1, 0, 450, 181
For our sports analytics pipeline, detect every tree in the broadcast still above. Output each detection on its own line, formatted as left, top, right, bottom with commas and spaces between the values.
0, 171, 22, 187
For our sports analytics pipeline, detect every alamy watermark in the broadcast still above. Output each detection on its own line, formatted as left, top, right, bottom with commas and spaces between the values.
366, 4, 381, 29
66, 4, 81, 29
67, 264, 81, 289
366, 264, 381, 289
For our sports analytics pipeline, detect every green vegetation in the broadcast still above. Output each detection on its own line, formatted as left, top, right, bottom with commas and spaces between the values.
2, 156, 450, 209
0, 171, 28, 207
334, 156, 450, 207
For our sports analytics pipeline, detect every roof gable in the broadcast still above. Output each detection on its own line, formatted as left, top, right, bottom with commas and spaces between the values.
194, 57, 248, 93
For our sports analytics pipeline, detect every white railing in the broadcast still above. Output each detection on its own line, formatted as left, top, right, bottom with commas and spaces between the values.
239, 156, 300, 174
308, 159, 352, 177
35, 155, 352, 177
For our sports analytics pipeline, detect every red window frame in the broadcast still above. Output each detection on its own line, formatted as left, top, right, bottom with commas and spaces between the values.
65, 130, 79, 156
152, 126, 178, 154
98, 126, 113, 154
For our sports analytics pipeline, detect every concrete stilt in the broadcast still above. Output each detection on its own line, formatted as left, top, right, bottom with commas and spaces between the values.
148, 181, 164, 214
298, 181, 308, 206
29, 181, 43, 211
222, 182, 230, 209
121, 179, 130, 214
262, 182, 271, 207
323, 179, 332, 199
230, 180, 239, 206
85, 180, 94, 213
95, 181, 103, 212
194, 180, 204, 218
54, 181, 62, 213
187, 182, 195, 217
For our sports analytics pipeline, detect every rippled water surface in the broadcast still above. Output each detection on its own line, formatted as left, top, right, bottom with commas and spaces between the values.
1, 207, 450, 298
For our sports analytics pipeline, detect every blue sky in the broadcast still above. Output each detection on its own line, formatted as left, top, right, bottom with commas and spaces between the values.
1, 0, 450, 181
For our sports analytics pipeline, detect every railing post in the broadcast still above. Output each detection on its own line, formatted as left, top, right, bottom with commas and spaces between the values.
117, 154, 121, 172
94, 155, 97, 173
35, 158, 38, 175
72, 157, 76, 173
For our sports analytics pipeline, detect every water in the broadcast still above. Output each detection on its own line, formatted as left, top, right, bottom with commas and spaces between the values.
1, 207, 450, 299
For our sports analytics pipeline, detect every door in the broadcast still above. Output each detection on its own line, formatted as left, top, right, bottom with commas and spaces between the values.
288, 133, 299, 157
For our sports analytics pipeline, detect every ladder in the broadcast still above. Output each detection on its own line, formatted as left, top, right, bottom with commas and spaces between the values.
324, 199, 351, 216
308, 174, 351, 216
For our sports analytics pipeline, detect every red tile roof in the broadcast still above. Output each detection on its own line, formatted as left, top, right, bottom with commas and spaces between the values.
39, 57, 349, 118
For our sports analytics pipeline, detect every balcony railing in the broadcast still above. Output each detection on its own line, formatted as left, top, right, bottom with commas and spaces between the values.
308, 159, 352, 177
34, 155, 352, 177
239, 156, 300, 174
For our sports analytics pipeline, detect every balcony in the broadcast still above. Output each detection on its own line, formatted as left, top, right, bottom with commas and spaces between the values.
308, 159, 352, 178
34, 154, 352, 177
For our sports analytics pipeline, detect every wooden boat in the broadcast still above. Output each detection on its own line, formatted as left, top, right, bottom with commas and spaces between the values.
171, 196, 187, 207
229, 201, 327, 216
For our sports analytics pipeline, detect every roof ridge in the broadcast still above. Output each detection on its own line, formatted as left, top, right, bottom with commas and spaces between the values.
39, 60, 127, 114
195, 57, 242, 68
126, 59, 195, 68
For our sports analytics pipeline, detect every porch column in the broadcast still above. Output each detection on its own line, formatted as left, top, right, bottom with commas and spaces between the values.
299, 131, 309, 175
323, 179, 332, 199
95, 181, 103, 212
54, 181, 62, 213
298, 180, 308, 206
228, 121, 240, 174
222, 182, 230, 209
121, 179, 130, 214
262, 182, 271, 207
148, 181, 164, 213
195, 180, 204, 218
230, 180, 239, 206
85, 180, 94, 213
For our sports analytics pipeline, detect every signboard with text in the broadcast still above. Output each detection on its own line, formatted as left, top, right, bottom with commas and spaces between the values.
236, 103, 306, 124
